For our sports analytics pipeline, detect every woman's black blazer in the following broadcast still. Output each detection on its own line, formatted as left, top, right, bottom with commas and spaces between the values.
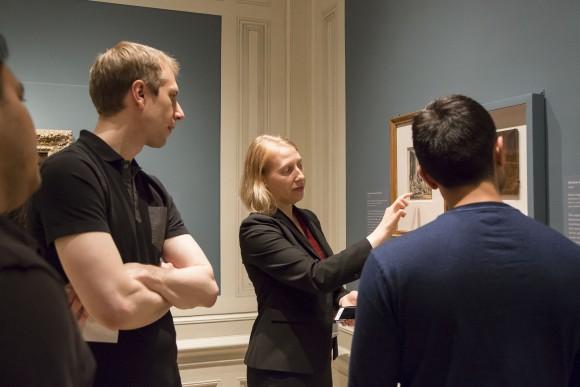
239, 207, 372, 374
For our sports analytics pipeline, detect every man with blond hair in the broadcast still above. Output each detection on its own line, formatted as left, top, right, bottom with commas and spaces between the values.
28, 41, 219, 386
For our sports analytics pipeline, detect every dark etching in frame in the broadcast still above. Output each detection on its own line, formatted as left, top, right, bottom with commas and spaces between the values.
408, 147, 432, 200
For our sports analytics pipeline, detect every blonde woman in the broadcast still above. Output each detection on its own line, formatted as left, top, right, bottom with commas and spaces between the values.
239, 134, 410, 387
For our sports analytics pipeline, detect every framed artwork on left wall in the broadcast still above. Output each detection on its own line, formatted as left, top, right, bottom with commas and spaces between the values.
36, 129, 74, 162
7, 129, 74, 228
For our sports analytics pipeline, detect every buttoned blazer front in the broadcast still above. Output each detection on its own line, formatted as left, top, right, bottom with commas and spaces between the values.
239, 207, 372, 374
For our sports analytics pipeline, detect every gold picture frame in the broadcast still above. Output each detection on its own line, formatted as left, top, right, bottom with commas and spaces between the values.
36, 129, 74, 162
7, 130, 74, 228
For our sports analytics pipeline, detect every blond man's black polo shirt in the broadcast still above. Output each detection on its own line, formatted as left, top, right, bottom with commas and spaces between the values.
28, 130, 188, 387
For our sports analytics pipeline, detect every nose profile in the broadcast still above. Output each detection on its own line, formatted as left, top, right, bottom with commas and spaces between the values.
296, 168, 305, 181
175, 101, 185, 121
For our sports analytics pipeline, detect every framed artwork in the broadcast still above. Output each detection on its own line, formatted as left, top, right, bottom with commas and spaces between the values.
388, 92, 546, 233
389, 112, 445, 234
486, 93, 546, 222
36, 129, 74, 162
7, 129, 74, 229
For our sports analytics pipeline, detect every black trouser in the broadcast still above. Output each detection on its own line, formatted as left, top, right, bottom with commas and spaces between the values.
247, 365, 332, 387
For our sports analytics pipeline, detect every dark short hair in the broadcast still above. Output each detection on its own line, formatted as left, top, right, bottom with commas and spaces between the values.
0, 34, 8, 100
411, 94, 497, 188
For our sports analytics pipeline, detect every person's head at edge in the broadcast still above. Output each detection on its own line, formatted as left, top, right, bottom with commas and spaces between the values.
0, 34, 40, 214
89, 41, 185, 150
240, 135, 306, 216
411, 94, 505, 208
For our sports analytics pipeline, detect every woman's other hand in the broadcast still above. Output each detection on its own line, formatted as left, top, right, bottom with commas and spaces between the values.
338, 291, 357, 327
339, 290, 358, 307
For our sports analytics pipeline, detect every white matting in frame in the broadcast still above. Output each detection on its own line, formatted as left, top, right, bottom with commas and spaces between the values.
390, 113, 444, 234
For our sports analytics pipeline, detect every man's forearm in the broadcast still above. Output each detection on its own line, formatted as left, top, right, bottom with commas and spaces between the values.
89, 276, 171, 330
113, 279, 172, 330
130, 263, 218, 309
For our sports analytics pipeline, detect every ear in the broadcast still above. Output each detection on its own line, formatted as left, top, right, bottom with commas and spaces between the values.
494, 135, 505, 167
130, 80, 146, 108
418, 165, 439, 190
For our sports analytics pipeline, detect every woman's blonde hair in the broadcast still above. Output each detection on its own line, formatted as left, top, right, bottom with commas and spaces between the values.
240, 135, 298, 215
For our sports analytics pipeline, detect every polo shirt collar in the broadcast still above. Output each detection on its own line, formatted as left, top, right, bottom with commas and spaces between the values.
78, 130, 142, 172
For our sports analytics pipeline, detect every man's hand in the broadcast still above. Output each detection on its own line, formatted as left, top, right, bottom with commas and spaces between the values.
124, 262, 169, 291
65, 283, 89, 327
158, 234, 219, 309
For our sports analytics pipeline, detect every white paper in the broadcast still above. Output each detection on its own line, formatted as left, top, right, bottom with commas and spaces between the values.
81, 317, 119, 343
331, 322, 338, 338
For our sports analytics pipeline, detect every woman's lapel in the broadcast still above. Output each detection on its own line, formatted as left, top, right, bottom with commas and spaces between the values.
273, 208, 320, 259
296, 208, 334, 257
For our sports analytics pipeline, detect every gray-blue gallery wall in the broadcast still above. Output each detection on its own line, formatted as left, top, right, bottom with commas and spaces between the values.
1, 0, 222, 283
345, 0, 580, 244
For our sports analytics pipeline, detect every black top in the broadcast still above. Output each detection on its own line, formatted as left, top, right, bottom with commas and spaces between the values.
239, 207, 371, 378
28, 130, 188, 387
350, 202, 580, 387
0, 216, 95, 386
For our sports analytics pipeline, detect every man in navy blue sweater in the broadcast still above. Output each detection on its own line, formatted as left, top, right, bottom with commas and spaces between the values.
349, 94, 580, 387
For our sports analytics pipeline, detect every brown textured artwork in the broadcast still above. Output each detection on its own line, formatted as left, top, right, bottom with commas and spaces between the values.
36, 129, 73, 163
498, 128, 520, 196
